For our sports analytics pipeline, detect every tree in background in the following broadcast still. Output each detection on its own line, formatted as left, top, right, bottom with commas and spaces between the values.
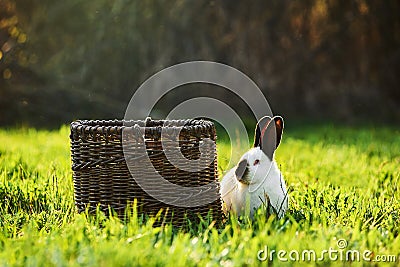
0, 0, 41, 125
1, 0, 399, 127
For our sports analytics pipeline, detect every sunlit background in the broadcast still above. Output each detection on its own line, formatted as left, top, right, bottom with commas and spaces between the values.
0, 0, 399, 127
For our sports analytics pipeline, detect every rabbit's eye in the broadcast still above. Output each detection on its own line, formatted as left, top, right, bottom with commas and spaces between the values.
253, 159, 260, 165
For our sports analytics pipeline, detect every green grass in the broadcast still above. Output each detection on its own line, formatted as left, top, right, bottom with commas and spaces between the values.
0, 124, 399, 266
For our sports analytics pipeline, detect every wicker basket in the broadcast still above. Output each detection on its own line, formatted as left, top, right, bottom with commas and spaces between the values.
70, 118, 223, 225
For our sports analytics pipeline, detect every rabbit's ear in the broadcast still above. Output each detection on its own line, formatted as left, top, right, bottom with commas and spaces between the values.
254, 116, 284, 160
253, 116, 272, 148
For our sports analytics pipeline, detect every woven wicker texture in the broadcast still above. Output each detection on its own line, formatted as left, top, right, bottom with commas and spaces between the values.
70, 118, 223, 225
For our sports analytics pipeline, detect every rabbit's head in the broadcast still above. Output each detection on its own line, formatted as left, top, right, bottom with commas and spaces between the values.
235, 116, 288, 215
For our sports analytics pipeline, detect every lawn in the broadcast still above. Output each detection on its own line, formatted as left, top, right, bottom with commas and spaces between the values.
0, 124, 399, 266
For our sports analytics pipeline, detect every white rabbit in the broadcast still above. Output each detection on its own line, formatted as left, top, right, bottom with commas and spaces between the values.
220, 116, 288, 218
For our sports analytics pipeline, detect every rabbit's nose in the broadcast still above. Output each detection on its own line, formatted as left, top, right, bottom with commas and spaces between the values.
235, 159, 249, 184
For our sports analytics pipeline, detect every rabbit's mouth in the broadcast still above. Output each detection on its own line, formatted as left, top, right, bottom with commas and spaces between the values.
238, 176, 251, 185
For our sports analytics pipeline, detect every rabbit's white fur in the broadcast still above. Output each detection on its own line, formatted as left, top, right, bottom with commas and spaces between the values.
220, 117, 288, 218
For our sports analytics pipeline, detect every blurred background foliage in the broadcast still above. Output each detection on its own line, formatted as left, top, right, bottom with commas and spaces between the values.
0, 0, 399, 127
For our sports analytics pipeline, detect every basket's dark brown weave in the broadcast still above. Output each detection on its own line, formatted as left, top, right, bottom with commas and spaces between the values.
70, 118, 223, 225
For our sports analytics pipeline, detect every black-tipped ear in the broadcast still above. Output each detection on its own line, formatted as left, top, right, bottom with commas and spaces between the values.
254, 116, 284, 160
253, 116, 272, 148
